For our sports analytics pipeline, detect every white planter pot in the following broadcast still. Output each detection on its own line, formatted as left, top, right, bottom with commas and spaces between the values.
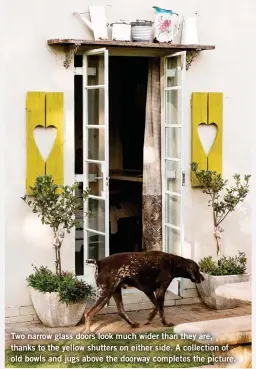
29, 287, 87, 327
196, 273, 250, 310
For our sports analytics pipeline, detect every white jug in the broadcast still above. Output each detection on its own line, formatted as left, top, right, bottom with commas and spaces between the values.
181, 16, 199, 44
153, 6, 181, 43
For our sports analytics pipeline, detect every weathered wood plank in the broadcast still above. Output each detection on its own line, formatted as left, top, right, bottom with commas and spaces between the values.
208, 92, 223, 174
46, 92, 64, 189
191, 92, 208, 186
47, 39, 215, 50
26, 92, 46, 194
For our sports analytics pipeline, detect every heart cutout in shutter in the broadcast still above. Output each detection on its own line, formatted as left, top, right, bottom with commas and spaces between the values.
33, 126, 57, 162
197, 123, 218, 156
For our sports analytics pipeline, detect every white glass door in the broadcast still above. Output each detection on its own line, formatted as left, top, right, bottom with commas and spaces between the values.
83, 48, 109, 263
162, 52, 185, 296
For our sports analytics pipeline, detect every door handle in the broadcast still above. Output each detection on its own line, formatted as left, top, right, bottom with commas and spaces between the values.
106, 176, 109, 187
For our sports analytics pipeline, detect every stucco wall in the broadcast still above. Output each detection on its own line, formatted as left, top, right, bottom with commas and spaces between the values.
4, 0, 253, 318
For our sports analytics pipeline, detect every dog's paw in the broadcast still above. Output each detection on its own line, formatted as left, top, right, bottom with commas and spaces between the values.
163, 321, 174, 327
83, 328, 91, 333
131, 322, 140, 328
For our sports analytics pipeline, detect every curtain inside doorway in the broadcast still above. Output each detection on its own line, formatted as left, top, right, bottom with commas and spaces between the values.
142, 58, 162, 251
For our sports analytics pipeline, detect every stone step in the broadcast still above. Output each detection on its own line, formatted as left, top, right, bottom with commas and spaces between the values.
85, 288, 201, 315
108, 289, 182, 306
174, 315, 251, 345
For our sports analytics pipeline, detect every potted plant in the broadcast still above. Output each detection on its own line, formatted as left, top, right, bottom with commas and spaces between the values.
22, 175, 95, 327
191, 162, 251, 309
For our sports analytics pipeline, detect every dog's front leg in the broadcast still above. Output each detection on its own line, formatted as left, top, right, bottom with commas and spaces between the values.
155, 284, 174, 327
145, 282, 174, 327
145, 307, 158, 325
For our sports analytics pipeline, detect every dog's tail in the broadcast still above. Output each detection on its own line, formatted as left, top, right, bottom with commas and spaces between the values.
86, 259, 100, 279
86, 259, 98, 266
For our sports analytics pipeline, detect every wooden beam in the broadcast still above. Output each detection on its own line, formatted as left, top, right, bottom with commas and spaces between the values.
47, 38, 215, 51
47, 39, 215, 68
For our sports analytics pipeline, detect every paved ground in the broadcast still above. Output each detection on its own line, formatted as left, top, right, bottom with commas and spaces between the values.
5, 302, 251, 349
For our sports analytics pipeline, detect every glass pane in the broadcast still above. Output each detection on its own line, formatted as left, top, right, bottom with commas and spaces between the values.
166, 226, 180, 255
166, 193, 180, 226
87, 128, 105, 161
165, 127, 181, 158
88, 88, 105, 125
166, 160, 181, 193
86, 231, 105, 260
86, 162, 104, 196
166, 57, 181, 87
88, 198, 105, 233
75, 183, 84, 276
165, 89, 181, 125
87, 55, 105, 85
75, 183, 106, 275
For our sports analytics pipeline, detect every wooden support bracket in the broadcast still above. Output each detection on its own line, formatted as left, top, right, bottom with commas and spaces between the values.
186, 50, 200, 70
63, 43, 81, 69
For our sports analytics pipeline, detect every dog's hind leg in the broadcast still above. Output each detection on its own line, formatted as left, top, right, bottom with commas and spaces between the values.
84, 286, 112, 332
113, 287, 140, 328
145, 307, 158, 325
143, 291, 160, 321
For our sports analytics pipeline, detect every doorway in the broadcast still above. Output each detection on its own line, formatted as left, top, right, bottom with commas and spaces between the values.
109, 57, 148, 255
74, 50, 185, 285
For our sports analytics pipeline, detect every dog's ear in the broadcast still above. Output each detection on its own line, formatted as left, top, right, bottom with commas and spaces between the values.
187, 262, 196, 279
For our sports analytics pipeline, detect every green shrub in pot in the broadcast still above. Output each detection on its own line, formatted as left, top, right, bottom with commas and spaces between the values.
22, 175, 95, 327
27, 266, 94, 304
198, 252, 247, 276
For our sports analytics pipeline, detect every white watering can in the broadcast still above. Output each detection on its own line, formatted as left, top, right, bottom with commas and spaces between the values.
73, 5, 108, 41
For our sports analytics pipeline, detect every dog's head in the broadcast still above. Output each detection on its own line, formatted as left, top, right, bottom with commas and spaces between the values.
186, 260, 204, 284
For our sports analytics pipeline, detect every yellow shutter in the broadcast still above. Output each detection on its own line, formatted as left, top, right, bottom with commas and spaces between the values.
191, 92, 223, 187
26, 92, 64, 194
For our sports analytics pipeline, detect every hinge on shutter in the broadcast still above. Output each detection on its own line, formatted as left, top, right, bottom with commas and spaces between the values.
182, 171, 186, 186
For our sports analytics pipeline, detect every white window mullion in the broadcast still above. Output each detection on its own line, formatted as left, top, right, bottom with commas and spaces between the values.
84, 228, 106, 236
165, 86, 182, 91
165, 157, 181, 162
85, 85, 105, 90
85, 125, 105, 129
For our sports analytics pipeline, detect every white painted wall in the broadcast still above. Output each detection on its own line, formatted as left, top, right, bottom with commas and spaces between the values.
4, 0, 254, 314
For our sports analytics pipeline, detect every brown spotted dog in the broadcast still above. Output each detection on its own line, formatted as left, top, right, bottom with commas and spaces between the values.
84, 251, 204, 332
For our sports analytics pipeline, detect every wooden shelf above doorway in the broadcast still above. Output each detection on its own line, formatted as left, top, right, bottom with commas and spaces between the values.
47, 39, 215, 69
